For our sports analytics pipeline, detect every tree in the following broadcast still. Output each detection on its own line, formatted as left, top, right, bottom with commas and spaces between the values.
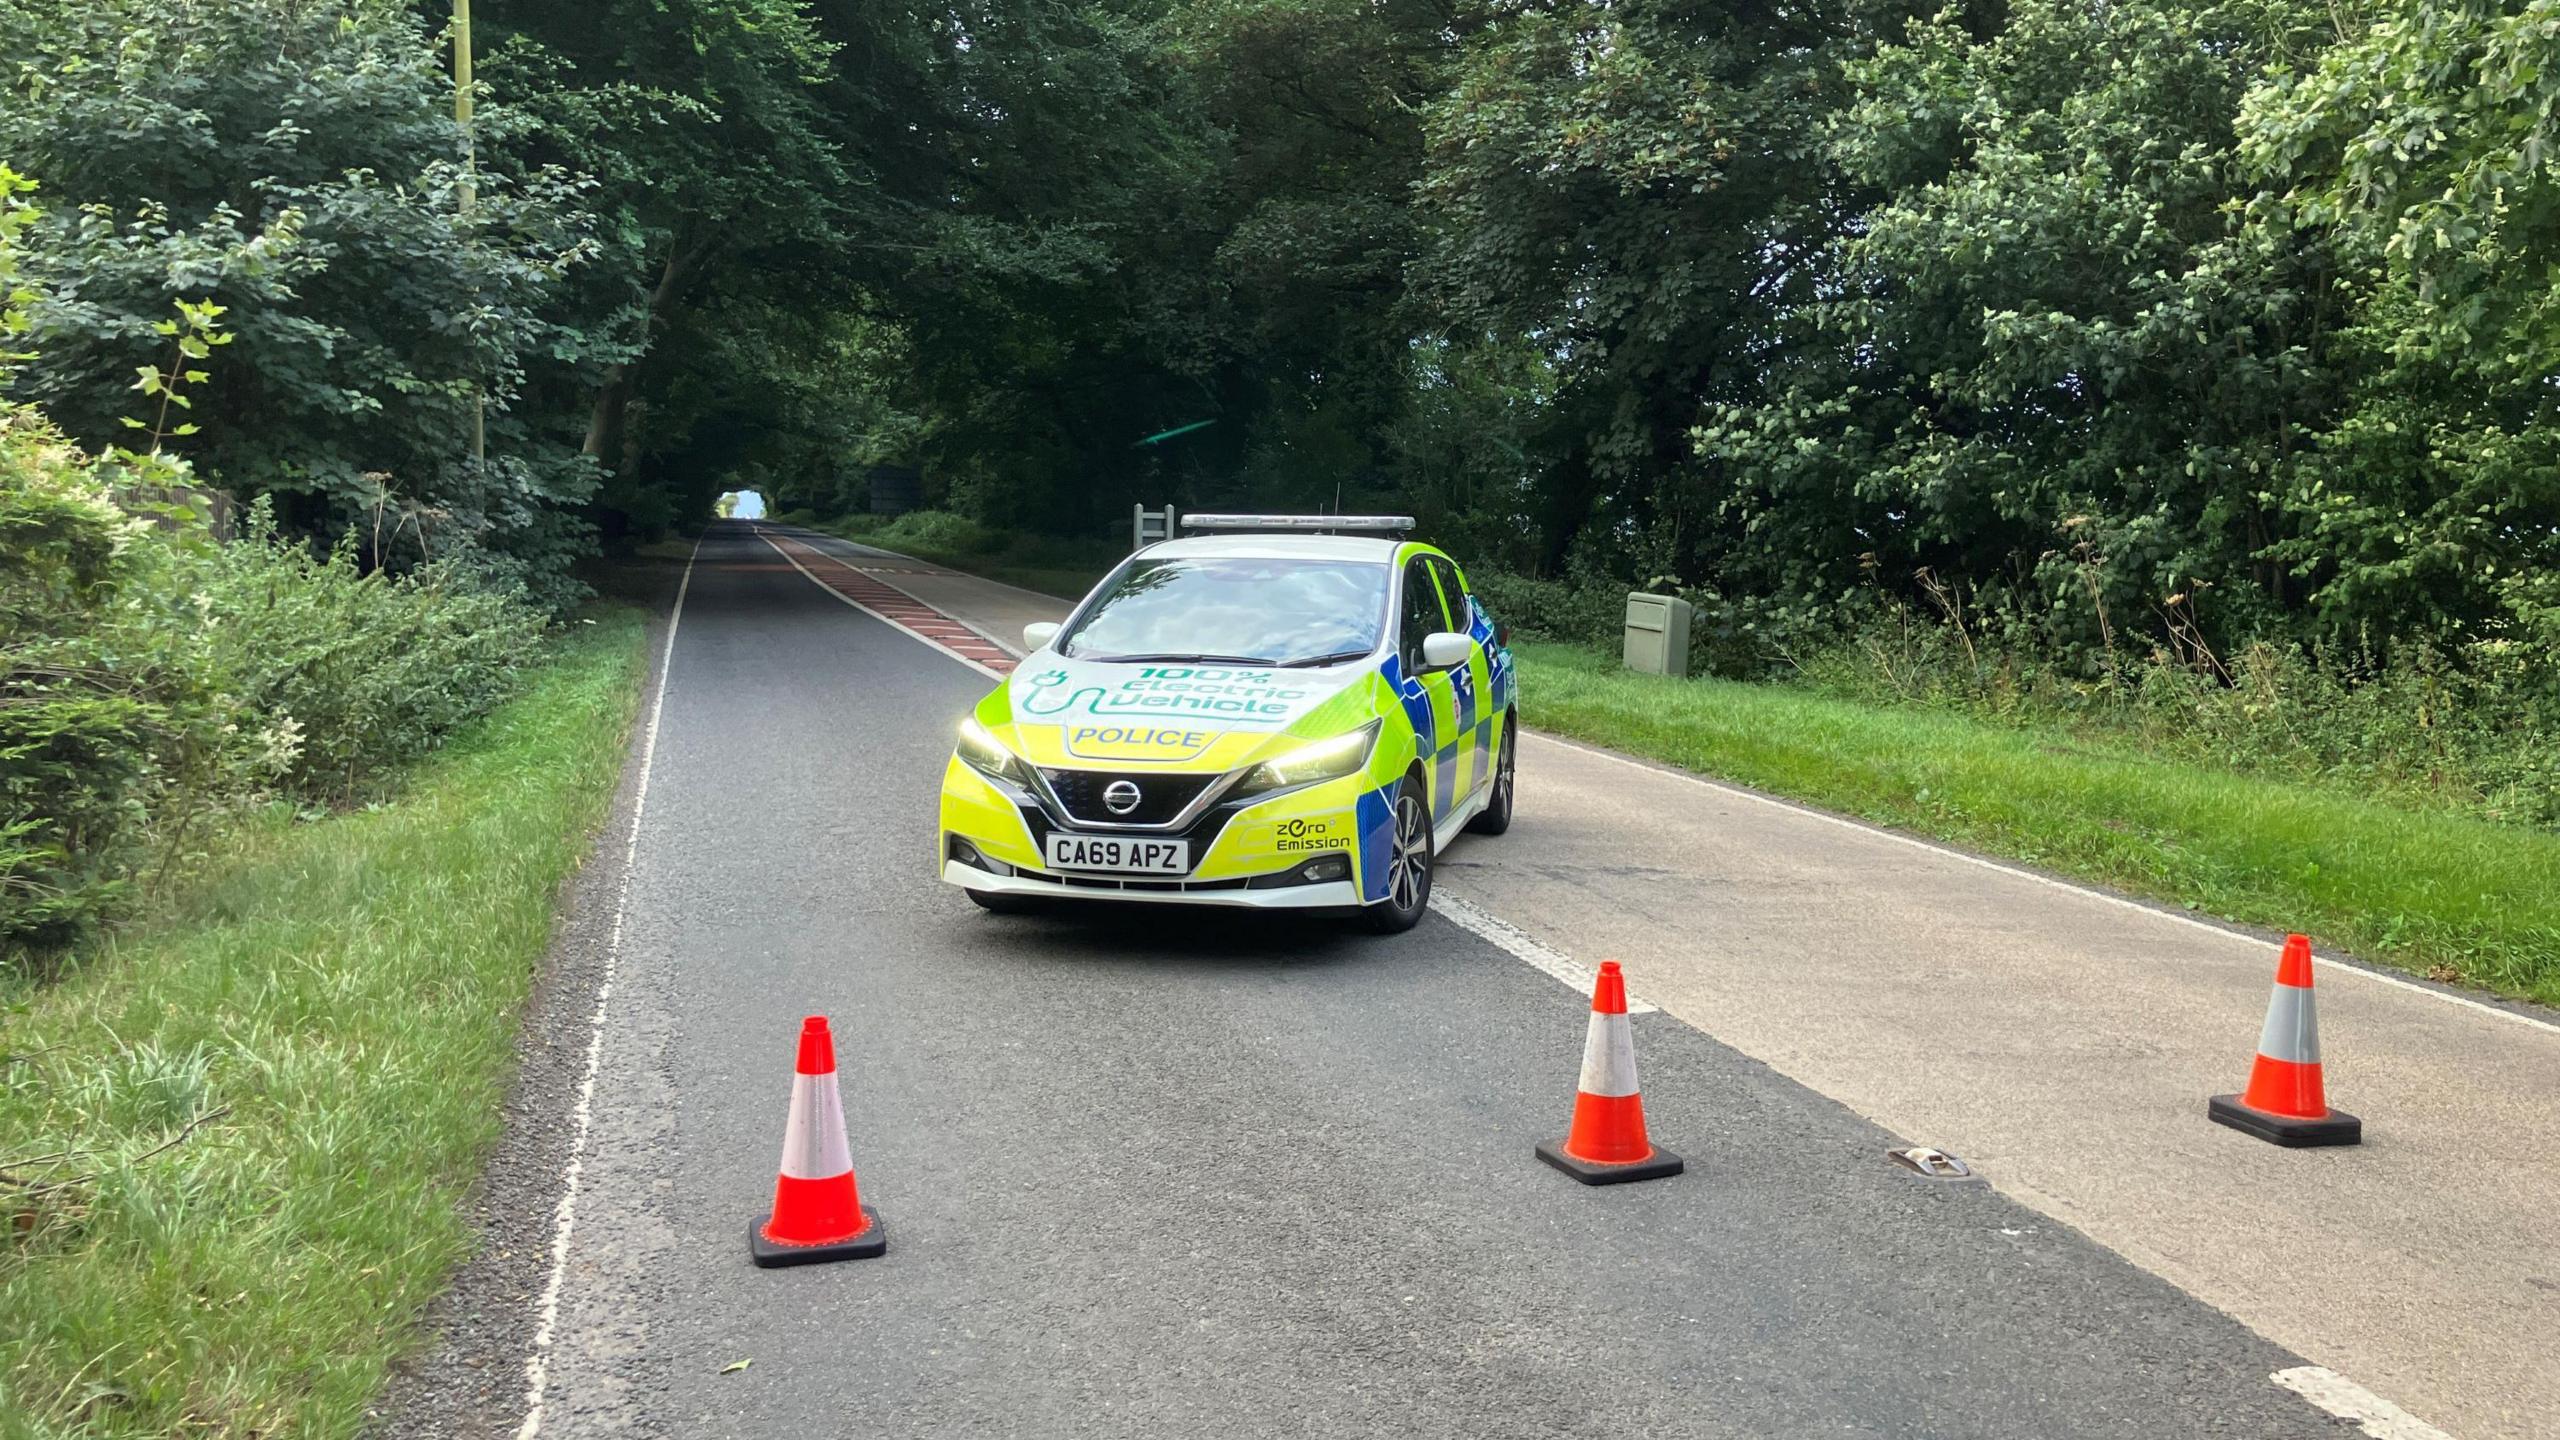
1417, 0, 1901, 576
0, 0, 609, 601
1702, 0, 2348, 656
473, 0, 934, 535
2241, 0, 2560, 647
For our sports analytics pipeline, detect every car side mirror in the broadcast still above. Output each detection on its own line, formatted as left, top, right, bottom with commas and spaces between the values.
1421, 631, 1473, 671
1023, 621, 1060, 652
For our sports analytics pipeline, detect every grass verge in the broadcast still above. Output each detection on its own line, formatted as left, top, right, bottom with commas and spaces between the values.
1516, 641, 2560, 1005
0, 608, 647, 1438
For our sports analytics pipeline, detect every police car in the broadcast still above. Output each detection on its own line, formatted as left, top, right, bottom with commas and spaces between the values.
937, 515, 1516, 932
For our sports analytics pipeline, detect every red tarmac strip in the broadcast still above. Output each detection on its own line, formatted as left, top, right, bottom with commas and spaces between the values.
761, 533, 1019, 675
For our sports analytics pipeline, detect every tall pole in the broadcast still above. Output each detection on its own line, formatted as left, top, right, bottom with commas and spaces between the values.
454, 0, 485, 471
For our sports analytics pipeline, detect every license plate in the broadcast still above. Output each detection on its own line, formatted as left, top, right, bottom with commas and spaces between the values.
1045, 832, 1190, 875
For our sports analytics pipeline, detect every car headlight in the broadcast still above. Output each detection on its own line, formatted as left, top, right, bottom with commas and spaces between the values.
1235, 721, 1379, 799
956, 717, 1031, 786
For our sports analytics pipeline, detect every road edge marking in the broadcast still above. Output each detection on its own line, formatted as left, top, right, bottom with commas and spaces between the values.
1525, 731, 2560, 1039
2272, 1366, 2455, 1440
757, 529, 1007, 681
1431, 891, 1659, 1014
513, 534, 699, 1440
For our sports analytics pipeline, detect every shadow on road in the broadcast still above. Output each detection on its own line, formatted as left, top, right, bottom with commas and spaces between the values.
959, 903, 1410, 972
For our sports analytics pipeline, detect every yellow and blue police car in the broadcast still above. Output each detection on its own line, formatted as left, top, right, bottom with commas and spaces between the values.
937, 515, 1515, 933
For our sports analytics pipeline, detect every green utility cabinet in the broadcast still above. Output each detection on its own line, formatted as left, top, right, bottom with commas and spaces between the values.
1623, 592, 1693, 676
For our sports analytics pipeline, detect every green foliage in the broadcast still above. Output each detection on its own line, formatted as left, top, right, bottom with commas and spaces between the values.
0, 414, 213, 952
0, 472, 547, 959
0, 0, 610, 600
0, 613, 644, 1436
194, 503, 548, 804
865, 509, 1002, 556
1696, 0, 2344, 653
2237, 0, 2560, 649
0, 168, 236, 955
1794, 608, 2560, 827
0, 167, 35, 383
1416, 0, 1921, 583
1, 155, 548, 959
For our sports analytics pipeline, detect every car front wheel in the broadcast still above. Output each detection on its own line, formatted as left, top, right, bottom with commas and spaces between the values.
1465, 711, 1516, 836
1362, 776, 1434, 934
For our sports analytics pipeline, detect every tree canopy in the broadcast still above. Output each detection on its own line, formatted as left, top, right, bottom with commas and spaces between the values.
1, 0, 2553, 665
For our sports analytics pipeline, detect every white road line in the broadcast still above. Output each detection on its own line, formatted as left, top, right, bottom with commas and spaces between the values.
2272, 1366, 2456, 1440
514, 536, 699, 1440
1431, 891, 1659, 1014
1529, 731, 2560, 1039
756, 529, 1007, 681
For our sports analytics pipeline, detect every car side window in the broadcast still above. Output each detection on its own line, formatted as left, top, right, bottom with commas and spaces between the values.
1424, 557, 1468, 637
1399, 557, 1444, 668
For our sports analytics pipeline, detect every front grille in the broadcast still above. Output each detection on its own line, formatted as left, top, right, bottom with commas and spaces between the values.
1039, 769, 1219, 827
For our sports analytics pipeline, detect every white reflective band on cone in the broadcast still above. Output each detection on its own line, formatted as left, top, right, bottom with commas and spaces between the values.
779, 1072, 854, 1180
2256, 982, 2322, 1065
1577, 1011, 1640, 1098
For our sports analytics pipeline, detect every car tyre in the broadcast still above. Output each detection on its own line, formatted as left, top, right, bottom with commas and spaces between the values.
1362, 776, 1434, 934
1464, 711, 1517, 836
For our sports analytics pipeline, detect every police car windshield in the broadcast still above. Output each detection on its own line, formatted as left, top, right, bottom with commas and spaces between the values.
1061, 557, 1390, 667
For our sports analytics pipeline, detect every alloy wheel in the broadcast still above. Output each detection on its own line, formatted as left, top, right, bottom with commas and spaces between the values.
1388, 792, 1430, 911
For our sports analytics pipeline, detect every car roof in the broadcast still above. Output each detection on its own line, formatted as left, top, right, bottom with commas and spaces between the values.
1139, 533, 1421, 563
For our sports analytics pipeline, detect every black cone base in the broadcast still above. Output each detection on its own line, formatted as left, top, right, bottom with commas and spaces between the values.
750, 1206, 887, 1267
2208, 1094, 2362, 1148
1536, 1139, 1686, 1186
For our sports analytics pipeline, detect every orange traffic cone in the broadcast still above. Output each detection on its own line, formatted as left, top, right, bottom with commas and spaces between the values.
2209, 935, 2362, 1148
750, 1015, 888, 1266
1536, 961, 1684, 1185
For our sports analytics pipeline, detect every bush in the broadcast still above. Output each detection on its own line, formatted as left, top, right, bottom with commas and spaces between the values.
1468, 562, 1842, 680
872, 509, 999, 555
1469, 568, 1615, 648
197, 503, 548, 803
1793, 605, 2560, 827
1, 478, 549, 962
0, 416, 225, 951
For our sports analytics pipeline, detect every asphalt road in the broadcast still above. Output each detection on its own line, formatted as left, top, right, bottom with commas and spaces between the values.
760, 521, 2556, 1438
401, 522, 2354, 1438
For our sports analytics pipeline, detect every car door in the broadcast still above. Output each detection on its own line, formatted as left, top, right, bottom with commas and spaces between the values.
1423, 554, 1492, 806
1395, 553, 1461, 822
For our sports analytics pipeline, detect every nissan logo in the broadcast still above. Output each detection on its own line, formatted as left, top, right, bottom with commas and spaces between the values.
1102, 780, 1143, 816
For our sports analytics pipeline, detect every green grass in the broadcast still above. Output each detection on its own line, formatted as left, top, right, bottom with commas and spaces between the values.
0, 610, 647, 1438
1516, 641, 2560, 1005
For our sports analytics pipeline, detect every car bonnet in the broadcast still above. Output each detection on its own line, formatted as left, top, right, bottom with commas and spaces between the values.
990, 654, 1379, 770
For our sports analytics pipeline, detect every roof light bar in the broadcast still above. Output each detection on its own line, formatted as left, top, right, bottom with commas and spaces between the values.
1178, 513, 1416, 535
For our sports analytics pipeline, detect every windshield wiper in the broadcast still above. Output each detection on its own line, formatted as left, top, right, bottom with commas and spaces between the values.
1277, 649, 1377, 669
1086, 652, 1278, 666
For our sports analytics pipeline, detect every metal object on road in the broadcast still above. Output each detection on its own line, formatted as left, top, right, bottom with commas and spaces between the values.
1537, 960, 1686, 1185
2210, 934, 2363, 1148
750, 1016, 887, 1267
1623, 592, 1693, 676
1887, 1146, 1976, 1180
